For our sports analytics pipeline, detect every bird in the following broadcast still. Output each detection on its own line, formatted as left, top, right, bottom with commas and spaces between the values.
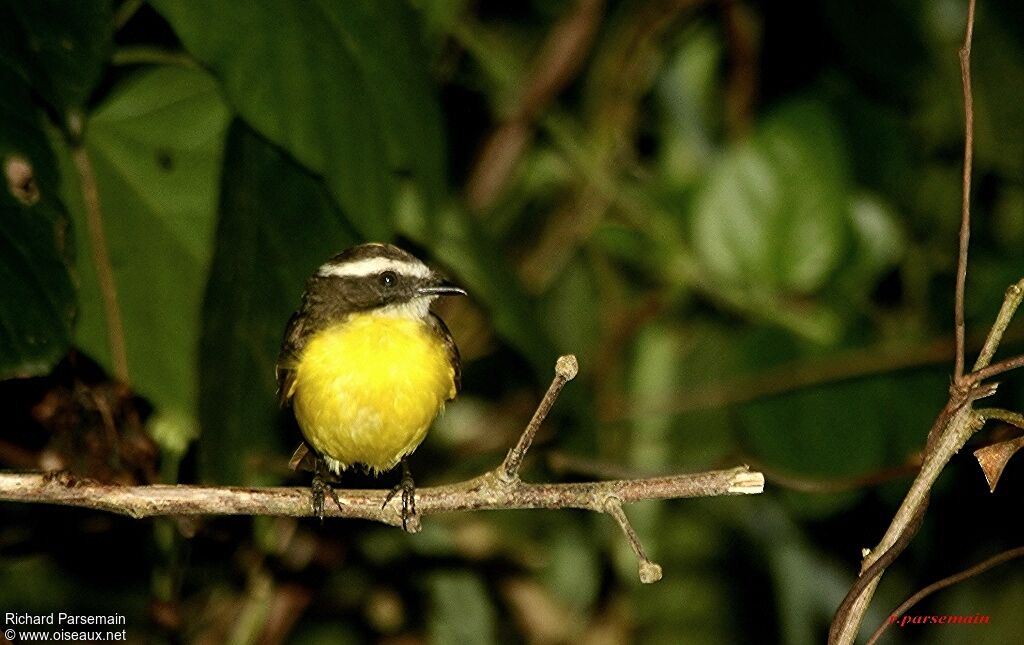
276, 243, 465, 528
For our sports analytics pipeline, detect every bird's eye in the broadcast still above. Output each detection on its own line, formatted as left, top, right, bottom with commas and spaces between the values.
379, 270, 397, 289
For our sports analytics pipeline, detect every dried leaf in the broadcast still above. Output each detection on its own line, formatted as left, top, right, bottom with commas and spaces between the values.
973, 436, 1024, 492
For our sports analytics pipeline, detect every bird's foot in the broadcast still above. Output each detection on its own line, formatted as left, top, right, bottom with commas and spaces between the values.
311, 472, 343, 523
382, 460, 419, 532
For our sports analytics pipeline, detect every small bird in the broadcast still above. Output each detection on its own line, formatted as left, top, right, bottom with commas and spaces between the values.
276, 243, 465, 527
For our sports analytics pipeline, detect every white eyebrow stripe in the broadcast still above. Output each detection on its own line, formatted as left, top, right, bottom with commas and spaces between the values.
316, 256, 432, 279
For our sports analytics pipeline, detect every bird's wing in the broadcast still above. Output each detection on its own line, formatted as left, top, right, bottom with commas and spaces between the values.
276, 309, 307, 407
428, 312, 462, 397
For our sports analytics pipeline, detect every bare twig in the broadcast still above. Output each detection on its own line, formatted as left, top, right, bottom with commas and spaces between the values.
829, 4, 1015, 641
953, 0, 977, 382
70, 144, 129, 383
865, 545, 1024, 645
971, 279, 1024, 370
976, 407, 1024, 430
0, 468, 762, 520
0, 355, 763, 583
501, 355, 578, 481
966, 352, 1024, 385
604, 497, 662, 583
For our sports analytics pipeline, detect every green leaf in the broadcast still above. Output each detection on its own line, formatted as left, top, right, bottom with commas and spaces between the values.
57, 65, 229, 440
151, 0, 447, 240
198, 121, 359, 484
0, 0, 112, 116
692, 99, 849, 296
0, 66, 76, 378
0, 192, 76, 379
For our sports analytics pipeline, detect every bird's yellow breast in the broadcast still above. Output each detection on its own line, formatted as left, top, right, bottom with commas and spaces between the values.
289, 313, 455, 473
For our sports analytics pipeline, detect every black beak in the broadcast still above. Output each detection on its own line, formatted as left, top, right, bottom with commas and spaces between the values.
418, 279, 467, 297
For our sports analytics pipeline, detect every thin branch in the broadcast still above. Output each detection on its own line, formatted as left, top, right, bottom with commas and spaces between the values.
971, 278, 1024, 371
829, 384, 992, 642
604, 497, 662, 583
500, 355, 578, 482
0, 355, 763, 583
967, 352, 1024, 385
0, 470, 762, 534
953, 0, 977, 382
830, 4, 991, 640
70, 144, 129, 383
865, 545, 1024, 645
976, 407, 1024, 430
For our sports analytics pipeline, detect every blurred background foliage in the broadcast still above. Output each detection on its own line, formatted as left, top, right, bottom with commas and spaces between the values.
1, 0, 1023, 643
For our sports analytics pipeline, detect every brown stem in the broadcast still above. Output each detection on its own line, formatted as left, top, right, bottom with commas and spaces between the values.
953, 0, 976, 382
71, 144, 129, 383
971, 279, 1024, 371
829, 5, 982, 640
967, 352, 1024, 385
500, 355, 578, 482
604, 497, 662, 583
865, 545, 1024, 645
0, 467, 761, 527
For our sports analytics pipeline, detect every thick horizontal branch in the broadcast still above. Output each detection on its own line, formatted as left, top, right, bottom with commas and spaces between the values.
0, 467, 763, 527
0, 355, 764, 583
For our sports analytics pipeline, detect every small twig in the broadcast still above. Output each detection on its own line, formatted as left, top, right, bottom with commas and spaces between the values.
70, 145, 129, 383
953, 0, 977, 382
971, 279, 1024, 371
604, 497, 662, 583
865, 545, 1024, 645
500, 355, 578, 482
966, 352, 1024, 386
976, 407, 1024, 430
0, 355, 763, 583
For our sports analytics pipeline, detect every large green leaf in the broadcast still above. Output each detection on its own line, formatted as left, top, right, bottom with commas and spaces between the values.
0, 0, 111, 117
0, 65, 75, 378
57, 66, 229, 435
692, 99, 849, 296
199, 121, 359, 484
151, 0, 446, 240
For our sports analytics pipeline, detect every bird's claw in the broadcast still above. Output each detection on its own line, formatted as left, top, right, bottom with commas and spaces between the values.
311, 472, 343, 523
382, 463, 418, 532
